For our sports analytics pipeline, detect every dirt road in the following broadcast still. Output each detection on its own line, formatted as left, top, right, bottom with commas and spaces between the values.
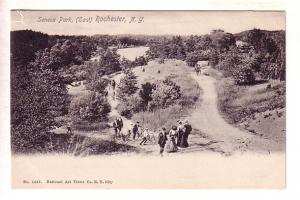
188, 72, 278, 155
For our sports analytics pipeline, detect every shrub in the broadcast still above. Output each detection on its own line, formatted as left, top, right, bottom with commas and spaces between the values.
117, 94, 143, 117
149, 78, 181, 110
260, 62, 281, 80
233, 65, 255, 85
70, 91, 111, 123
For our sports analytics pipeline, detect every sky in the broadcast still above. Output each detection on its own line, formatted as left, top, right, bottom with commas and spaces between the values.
11, 10, 285, 35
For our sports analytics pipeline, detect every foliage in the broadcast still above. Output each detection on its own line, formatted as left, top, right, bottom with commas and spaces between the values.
70, 91, 111, 123
85, 77, 109, 94
235, 29, 285, 80
233, 65, 255, 85
149, 78, 182, 110
185, 50, 210, 67
117, 94, 144, 118
116, 69, 139, 101
260, 62, 281, 80
11, 63, 69, 153
146, 36, 186, 61
133, 56, 148, 66
96, 48, 121, 75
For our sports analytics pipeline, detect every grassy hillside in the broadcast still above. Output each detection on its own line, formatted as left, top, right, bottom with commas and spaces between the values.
212, 70, 286, 149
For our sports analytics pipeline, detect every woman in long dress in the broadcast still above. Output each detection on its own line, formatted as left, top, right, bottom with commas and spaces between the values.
166, 126, 178, 153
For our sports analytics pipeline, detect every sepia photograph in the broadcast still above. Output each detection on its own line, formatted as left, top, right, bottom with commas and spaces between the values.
10, 10, 286, 189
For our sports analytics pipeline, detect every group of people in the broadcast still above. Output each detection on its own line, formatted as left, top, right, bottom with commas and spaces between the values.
157, 120, 193, 155
112, 117, 193, 156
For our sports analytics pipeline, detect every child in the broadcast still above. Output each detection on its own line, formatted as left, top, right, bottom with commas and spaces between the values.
140, 128, 149, 145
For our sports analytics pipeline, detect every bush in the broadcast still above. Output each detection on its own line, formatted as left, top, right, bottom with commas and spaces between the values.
117, 94, 144, 118
260, 62, 281, 80
233, 65, 255, 85
70, 91, 111, 123
149, 78, 181, 110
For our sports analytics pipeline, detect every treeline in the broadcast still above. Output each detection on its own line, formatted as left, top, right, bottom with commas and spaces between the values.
145, 29, 285, 84
11, 30, 97, 152
11, 30, 151, 152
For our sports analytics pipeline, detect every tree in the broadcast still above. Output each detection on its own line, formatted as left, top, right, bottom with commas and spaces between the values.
97, 48, 121, 75
210, 29, 236, 53
11, 65, 69, 152
139, 82, 154, 108
116, 69, 138, 101
186, 50, 210, 67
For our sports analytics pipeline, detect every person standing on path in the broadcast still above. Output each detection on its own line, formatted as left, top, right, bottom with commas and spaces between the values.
117, 117, 123, 134
176, 120, 184, 146
181, 120, 193, 148
112, 119, 119, 137
158, 127, 168, 156
166, 126, 178, 153
132, 121, 140, 140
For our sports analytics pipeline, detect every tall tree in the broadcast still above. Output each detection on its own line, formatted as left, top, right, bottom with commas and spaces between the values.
116, 69, 138, 101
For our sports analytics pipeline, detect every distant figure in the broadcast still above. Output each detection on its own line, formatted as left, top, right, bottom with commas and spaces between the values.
158, 127, 168, 156
66, 122, 73, 134
111, 79, 116, 90
176, 120, 184, 146
158, 70, 161, 74
112, 119, 119, 137
140, 128, 149, 145
116, 117, 123, 133
266, 83, 271, 90
166, 126, 178, 153
195, 66, 201, 76
181, 120, 192, 148
132, 121, 140, 140
142, 67, 145, 72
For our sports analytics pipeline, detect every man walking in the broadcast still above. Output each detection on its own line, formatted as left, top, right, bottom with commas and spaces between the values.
132, 121, 140, 140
